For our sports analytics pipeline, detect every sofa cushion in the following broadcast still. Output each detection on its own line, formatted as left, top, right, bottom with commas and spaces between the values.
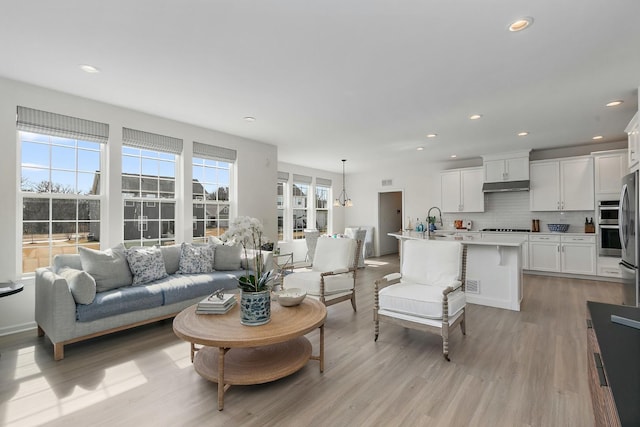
159, 271, 245, 305
157, 244, 181, 275
75, 283, 164, 322
284, 270, 354, 296
379, 283, 465, 320
58, 267, 96, 305
126, 246, 168, 285
213, 244, 242, 271
312, 237, 356, 272
179, 242, 214, 274
78, 244, 133, 292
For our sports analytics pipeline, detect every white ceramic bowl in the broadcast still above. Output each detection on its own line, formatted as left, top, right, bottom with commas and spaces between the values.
274, 288, 307, 307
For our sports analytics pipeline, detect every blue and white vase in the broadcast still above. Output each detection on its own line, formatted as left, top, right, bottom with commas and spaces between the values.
240, 290, 271, 326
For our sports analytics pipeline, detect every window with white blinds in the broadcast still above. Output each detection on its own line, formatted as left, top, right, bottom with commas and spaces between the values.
121, 128, 180, 247
192, 142, 234, 242
17, 106, 106, 273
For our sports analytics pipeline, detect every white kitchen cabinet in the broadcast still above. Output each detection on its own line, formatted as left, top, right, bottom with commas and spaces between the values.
440, 167, 484, 213
529, 235, 561, 271
528, 234, 596, 275
593, 149, 627, 197
561, 235, 596, 275
529, 156, 594, 211
482, 151, 530, 182
626, 112, 639, 171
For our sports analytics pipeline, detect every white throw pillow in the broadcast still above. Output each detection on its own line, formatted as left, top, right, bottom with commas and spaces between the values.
213, 244, 242, 271
78, 244, 133, 292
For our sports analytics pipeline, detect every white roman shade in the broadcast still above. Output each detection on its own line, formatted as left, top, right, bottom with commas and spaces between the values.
16, 106, 109, 143
278, 171, 290, 182
316, 177, 332, 187
122, 127, 183, 154
293, 174, 312, 184
193, 141, 237, 161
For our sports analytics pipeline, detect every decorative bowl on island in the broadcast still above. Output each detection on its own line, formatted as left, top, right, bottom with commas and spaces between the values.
274, 288, 307, 307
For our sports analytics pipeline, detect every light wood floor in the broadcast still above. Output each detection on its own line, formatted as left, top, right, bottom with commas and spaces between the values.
0, 255, 625, 427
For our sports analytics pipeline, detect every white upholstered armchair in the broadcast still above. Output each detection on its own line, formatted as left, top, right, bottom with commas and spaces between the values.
374, 239, 467, 361
284, 237, 362, 310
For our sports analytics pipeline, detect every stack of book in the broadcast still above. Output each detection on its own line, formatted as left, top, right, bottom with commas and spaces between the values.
196, 292, 237, 314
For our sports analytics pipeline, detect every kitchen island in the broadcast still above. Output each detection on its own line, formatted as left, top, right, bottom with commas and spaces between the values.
389, 231, 526, 311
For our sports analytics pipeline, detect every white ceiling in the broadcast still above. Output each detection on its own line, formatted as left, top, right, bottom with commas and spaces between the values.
1, 1, 639, 174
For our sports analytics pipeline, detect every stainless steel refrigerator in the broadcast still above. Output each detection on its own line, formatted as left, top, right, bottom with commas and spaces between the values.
619, 170, 640, 307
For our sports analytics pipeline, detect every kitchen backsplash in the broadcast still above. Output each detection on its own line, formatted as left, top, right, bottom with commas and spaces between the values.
435, 191, 595, 233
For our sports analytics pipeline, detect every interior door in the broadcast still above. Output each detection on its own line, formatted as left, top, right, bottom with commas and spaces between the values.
378, 191, 403, 256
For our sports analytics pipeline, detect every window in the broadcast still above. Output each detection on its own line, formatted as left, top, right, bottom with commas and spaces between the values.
122, 128, 182, 247
315, 178, 331, 235
192, 158, 231, 242
18, 107, 107, 273
277, 171, 289, 241
192, 142, 236, 243
292, 174, 312, 240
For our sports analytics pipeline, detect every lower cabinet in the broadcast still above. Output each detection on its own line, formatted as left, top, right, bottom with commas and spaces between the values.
528, 234, 596, 275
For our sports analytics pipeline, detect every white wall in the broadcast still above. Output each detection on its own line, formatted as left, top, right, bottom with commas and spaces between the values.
0, 76, 277, 335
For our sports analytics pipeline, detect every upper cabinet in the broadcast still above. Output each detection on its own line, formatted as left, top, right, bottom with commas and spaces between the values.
482, 150, 531, 182
441, 167, 484, 213
593, 149, 627, 198
626, 111, 639, 171
530, 156, 594, 211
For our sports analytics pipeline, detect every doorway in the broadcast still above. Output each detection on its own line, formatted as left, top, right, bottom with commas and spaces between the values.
378, 191, 403, 256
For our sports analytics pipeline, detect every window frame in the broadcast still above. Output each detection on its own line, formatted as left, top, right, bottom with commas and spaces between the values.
191, 156, 233, 243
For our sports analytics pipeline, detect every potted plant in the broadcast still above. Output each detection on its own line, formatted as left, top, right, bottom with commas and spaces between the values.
222, 216, 275, 326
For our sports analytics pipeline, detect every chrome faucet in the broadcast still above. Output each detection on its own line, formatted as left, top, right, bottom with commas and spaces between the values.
427, 206, 443, 237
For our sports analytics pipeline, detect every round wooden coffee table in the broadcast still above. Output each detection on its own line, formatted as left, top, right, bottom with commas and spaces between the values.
173, 297, 326, 410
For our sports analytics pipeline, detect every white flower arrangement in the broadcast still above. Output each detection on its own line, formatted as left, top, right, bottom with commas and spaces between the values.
222, 216, 274, 292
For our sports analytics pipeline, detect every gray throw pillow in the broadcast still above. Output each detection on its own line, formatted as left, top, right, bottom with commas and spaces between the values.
214, 244, 242, 271
58, 267, 96, 305
178, 242, 214, 274
157, 244, 181, 275
78, 244, 133, 292
126, 246, 168, 285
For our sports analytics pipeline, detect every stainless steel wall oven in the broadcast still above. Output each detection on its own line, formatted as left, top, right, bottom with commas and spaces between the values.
598, 200, 621, 257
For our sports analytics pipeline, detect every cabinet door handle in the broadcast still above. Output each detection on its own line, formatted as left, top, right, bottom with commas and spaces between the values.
557, 245, 560, 252
557, 201, 560, 209
593, 353, 608, 386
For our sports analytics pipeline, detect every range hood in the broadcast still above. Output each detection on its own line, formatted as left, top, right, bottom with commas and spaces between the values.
482, 180, 530, 192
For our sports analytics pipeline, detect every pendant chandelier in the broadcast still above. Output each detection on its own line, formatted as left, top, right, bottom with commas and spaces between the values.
334, 159, 353, 207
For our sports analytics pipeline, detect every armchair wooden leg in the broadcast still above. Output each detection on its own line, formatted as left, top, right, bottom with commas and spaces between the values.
460, 312, 466, 336
350, 291, 357, 312
374, 313, 379, 341
442, 324, 450, 362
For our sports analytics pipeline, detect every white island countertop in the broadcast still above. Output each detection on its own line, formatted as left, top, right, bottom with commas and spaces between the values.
389, 231, 526, 247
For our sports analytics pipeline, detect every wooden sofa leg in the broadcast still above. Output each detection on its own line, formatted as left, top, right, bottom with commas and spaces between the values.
54, 343, 64, 361
37, 325, 45, 337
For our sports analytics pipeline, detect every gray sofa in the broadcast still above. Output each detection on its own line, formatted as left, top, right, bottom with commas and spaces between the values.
35, 243, 272, 360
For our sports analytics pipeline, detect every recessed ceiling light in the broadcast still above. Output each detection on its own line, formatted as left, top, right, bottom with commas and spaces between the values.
518, 131, 529, 136
417, 147, 424, 151
79, 64, 100, 73
426, 133, 437, 138
450, 154, 457, 158
509, 17, 533, 32
592, 135, 604, 140
606, 100, 623, 107
243, 116, 256, 122
469, 114, 482, 120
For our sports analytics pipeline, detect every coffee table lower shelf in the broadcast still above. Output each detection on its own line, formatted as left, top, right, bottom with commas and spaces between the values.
194, 336, 313, 409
